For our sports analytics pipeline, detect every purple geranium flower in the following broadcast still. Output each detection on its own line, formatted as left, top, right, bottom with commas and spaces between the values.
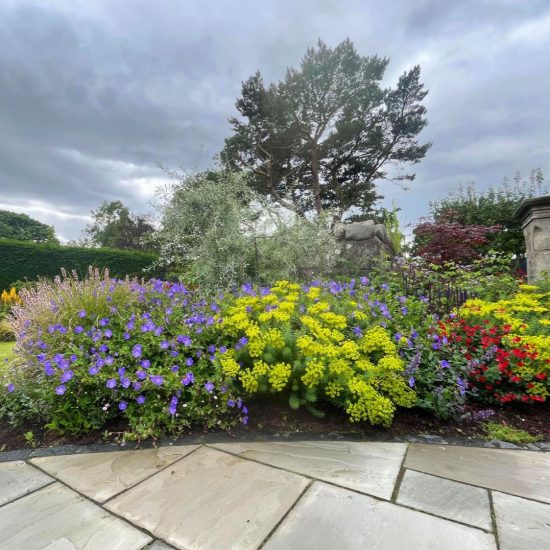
118, 401, 128, 411
457, 376, 468, 396
78, 310, 86, 318
132, 344, 142, 358
136, 395, 145, 405
55, 385, 66, 395
150, 375, 164, 386
106, 378, 117, 389
178, 335, 192, 346
60, 370, 73, 383
205, 381, 214, 393
440, 360, 450, 369
74, 325, 85, 334
181, 372, 195, 386
6, 383, 14, 393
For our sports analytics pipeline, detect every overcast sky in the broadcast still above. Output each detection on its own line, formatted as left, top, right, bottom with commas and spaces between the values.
1, 0, 550, 240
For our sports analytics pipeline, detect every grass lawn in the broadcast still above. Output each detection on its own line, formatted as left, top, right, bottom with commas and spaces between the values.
0, 341, 15, 365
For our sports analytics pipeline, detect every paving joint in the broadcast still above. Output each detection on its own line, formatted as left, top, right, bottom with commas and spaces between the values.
405, 466, 550, 508
207, 444, 496, 535
488, 490, 501, 550
100, 443, 203, 506
26, 460, 172, 548
257, 480, 314, 549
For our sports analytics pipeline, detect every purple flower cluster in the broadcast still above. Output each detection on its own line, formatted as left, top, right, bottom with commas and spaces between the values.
8, 276, 249, 433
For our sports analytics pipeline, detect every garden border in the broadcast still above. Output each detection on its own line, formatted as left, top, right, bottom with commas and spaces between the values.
1, 430, 548, 463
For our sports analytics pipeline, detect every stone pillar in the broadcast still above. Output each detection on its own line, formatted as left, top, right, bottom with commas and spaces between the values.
515, 196, 550, 283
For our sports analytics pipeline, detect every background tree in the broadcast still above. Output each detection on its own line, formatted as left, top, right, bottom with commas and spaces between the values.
428, 168, 547, 258
152, 170, 338, 289
413, 220, 501, 265
84, 200, 155, 251
221, 39, 431, 220
0, 210, 58, 243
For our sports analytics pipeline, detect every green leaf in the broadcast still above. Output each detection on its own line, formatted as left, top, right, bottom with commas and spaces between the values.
305, 404, 325, 418
289, 392, 301, 410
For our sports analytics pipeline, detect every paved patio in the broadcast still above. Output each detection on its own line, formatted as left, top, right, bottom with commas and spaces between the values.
0, 440, 548, 549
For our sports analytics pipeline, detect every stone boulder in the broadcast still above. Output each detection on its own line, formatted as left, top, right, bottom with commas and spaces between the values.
333, 220, 394, 272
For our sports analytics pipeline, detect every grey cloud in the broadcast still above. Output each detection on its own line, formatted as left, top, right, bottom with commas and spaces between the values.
1, 0, 550, 240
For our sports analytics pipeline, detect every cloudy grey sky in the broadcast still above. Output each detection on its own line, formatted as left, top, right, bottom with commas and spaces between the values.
1, 0, 550, 240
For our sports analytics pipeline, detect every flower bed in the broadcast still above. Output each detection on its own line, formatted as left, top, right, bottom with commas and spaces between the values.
1, 271, 548, 440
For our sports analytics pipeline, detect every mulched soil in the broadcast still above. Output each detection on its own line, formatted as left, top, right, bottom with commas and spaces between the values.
1, 397, 549, 452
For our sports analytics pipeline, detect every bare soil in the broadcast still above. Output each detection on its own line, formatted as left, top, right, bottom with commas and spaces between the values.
1, 398, 548, 452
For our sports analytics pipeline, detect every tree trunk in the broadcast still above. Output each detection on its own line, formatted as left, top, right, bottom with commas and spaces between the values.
309, 143, 322, 214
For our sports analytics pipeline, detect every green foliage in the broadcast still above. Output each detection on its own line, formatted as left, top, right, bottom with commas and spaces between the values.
381, 205, 404, 254
428, 169, 548, 258
0, 210, 58, 244
484, 422, 542, 444
382, 254, 520, 314
83, 200, 156, 251
0, 239, 159, 291
222, 39, 430, 219
0, 320, 15, 342
153, 171, 338, 289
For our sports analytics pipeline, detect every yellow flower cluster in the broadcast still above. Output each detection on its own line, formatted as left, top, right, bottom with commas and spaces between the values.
1, 287, 20, 306
268, 362, 292, 391
218, 280, 415, 426
460, 285, 550, 366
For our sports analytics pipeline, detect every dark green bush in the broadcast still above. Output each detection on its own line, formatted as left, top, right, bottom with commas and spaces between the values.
0, 239, 160, 290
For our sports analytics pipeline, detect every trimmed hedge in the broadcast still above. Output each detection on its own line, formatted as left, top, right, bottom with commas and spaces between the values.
0, 239, 160, 290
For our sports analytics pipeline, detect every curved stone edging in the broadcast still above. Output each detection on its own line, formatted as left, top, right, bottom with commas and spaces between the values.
1, 430, 548, 462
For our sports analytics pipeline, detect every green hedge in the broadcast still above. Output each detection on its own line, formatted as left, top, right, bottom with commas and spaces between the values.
0, 239, 160, 290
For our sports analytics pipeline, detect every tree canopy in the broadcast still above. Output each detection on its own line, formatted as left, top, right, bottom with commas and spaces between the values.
221, 39, 431, 219
0, 210, 58, 243
84, 200, 155, 251
152, 170, 337, 288
428, 169, 548, 258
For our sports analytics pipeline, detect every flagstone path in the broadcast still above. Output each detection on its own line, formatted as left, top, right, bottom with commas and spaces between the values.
0, 440, 548, 549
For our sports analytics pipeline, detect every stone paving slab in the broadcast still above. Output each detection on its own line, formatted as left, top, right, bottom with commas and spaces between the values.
0, 459, 54, 505
105, 445, 309, 550
396, 469, 492, 530
210, 440, 407, 499
31, 445, 198, 503
405, 443, 550, 503
0, 482, 151, 550
263, 481, 496, 550
492, 491, 550, 550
